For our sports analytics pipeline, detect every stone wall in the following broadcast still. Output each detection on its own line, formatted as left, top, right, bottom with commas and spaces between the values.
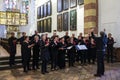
35, 0, 84, 37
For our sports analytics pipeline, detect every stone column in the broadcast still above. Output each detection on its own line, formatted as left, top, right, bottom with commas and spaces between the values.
84, 0, 98, 34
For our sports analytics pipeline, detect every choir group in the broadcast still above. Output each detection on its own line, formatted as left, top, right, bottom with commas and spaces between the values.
8, 29, 114, 77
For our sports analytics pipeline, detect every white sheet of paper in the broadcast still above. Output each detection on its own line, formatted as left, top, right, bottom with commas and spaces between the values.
67, 46, 73, 49
76, 45, 87, 50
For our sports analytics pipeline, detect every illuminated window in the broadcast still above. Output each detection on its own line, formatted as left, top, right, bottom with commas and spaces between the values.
4, 0, 9, 9
4, 0, 17, 10
21, 0, 29, 13
4, 0, 29, 12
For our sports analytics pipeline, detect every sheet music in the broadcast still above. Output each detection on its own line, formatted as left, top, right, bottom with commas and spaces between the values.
67, 46, 73, 50
76, 45, 88, 50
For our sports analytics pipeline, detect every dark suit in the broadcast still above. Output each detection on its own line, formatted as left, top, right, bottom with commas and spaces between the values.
21, 42, 31, 72
8, 36, 17, 67
50, 41, 59, 69
90, 42, 96, 64
67, 43, 75, 67
76, 39, 83, 62
32, 40, 40, 69
85, 39, 91, 64
79, 40, 87, 65
40, 40, 50, 73
58, 42, 66, 69
107, 37, 114, 63
91, 32, 107, 75
19, 36, 26, 64
19, 36, 26, 45
64, 35, 70, 44
95, 37, 105, 75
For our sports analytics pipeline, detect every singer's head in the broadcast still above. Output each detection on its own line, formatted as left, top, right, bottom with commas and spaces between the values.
41, 34, 46, 41
34, 36, 39, 41
24, 36, 29, 42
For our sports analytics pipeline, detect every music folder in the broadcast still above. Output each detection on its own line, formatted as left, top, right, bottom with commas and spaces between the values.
75, 45, 88, 50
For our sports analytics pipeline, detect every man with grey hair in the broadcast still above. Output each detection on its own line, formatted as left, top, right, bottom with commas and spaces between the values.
91, 30, 107, 77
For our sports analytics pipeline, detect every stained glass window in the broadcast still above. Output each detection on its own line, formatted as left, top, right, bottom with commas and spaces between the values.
4, 0, 29, 13
4, 0, 17, 10
12, 0, 17, 9
21, 0, 29, 13
4, 0, 9, 9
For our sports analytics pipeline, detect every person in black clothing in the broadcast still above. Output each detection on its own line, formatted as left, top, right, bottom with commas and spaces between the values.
40, 34, 50, 74
77, 35, 83, 43
76, 36, 83, 63
71, 34, 78, 62
78, 33, 83, 39
50, 36, 59, 71
31, 30, 40, 41
90, 38, 96, 64
32, 36, 40, 70
51, 32, 57, 41
21, 36, 34, 73
8, 32, 17, 67
64, 32, 70, 44
91, 30, 107, 77
58, 37, 66, 69
45, 33, 50, 40
67, 38, 76, 67
79, 37, 88, 65
19, 32, 26, 65
85, 36, 91, 64
107, 33, 114, 63
71, 34, 77, 43
19, 32, 26, 44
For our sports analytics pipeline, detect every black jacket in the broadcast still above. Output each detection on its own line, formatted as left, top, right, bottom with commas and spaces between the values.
8, 36, 17, 53
40, 40, 50, 61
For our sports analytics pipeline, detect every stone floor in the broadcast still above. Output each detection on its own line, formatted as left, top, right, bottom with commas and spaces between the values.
0, 46, 9, 57
1, 45, 120, 80
0, 45, 21, 57
0, 63, 120, 80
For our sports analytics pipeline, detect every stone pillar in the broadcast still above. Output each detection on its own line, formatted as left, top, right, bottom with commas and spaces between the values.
84, 0, 98, 34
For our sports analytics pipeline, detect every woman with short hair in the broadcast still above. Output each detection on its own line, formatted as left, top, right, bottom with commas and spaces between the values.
21, 36, 34, 73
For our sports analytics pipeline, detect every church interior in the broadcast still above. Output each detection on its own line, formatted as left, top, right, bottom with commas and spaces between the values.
0, 0, 120, 80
